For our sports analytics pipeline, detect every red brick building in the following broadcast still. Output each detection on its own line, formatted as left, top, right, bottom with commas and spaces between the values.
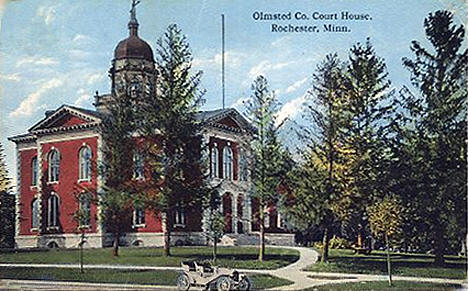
9, 6, 293, 249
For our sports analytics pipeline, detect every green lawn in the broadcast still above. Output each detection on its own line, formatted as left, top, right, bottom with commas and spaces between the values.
0, 267, 293, 290
307, 280, 462, 291
305, 249, 467, 279
0, 246, 299, 270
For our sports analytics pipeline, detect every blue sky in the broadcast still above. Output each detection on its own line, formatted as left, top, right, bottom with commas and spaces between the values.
0, 0, 465, 184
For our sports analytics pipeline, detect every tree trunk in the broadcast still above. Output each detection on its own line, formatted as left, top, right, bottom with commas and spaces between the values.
162, 212, 171, 257
80, 230, 84, 273
259, 210, 265, 262
213, 237, 217, 263
385, 233, 392, 287
433, 221, 445, 266
113, 232, 119, 257
321, 227, 330, 263
357, 225, 363, 248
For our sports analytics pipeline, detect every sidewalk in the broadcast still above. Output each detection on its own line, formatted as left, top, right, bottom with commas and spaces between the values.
1, 246, 466, 290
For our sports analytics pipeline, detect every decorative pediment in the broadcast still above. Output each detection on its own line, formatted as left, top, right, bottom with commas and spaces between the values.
29, 105, 101, 133
199, 108, 254, 134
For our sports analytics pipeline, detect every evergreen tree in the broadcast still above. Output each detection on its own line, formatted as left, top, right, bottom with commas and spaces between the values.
245, 75, 285, 261
99, 76, 138, 257
296, 53, 349, 262
399, 10, 467, 265
139, 24, 206, 257
338, 39, 393, 247
0, 142, 15, 248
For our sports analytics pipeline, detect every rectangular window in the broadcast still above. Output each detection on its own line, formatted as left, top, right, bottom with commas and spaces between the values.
174, 203, 186, 226
133, 208, 145, 226
133, 153, 144, 180
31, 157, 38, 186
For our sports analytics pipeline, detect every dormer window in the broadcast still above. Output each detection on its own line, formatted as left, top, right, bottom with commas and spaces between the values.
223, 146, 233, 180
48, 149, 60, 182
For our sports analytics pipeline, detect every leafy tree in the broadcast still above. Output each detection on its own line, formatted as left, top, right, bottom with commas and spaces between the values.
0, 142, 14, 248
245, 75, 285, 261
399, 10, 467, 265
202, 189, 225, 263
368, 196, 403, 287
339, 39, 393, 248
139, 24, 206, 257
291, 54, 349, 262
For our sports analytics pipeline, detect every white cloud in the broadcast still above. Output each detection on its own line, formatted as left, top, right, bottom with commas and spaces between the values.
0, 73, 21, 82
74, 89, 91, 106
72, 34, 92, 43
69, 49, 92, 60
271, 35, 292, 48
16, 56, 58, 67
86, 73, 103, 85
37, 5, 56, 26
285, 77, 308, 94
193, 51, 245, 68
9, 78, 63, 118
248, 60, 292, 79
276, 94, 307, 126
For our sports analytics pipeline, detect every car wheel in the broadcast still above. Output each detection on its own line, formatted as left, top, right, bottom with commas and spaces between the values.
216, 276, 232, 291
238, 277, 251, 291
176, 273, 191, 291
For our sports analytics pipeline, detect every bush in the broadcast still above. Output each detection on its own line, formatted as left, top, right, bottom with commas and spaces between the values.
329, 236, 351, 249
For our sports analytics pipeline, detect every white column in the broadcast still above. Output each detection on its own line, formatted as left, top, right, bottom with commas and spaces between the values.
232, 193, 238, 234
14, 147, 21, 240
96, 134, 103, 236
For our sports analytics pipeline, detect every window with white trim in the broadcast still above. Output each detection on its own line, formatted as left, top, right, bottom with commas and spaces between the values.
31, 157, 38, 186
78, 146, 92, 181
48, 149, 60, 182
79, 194, 91, 227
31, 198, 40, 229
239, 149, 248, 181
264, 207, 270, 228
223, 146, 233, 180
174, 203, 186, 226
133, 152, 144, 179
133, 207, 145, 226
48, 193, 59, 227
277, 211, 285, 229
211, 146, 219, 178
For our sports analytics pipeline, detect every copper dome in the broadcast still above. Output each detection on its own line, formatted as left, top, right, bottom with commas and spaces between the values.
114, 35, 154, 61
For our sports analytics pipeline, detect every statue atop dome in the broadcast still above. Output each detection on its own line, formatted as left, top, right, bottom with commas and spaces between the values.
128, 0, 141, 36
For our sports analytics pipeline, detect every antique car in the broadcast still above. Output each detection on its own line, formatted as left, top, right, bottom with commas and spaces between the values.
176, 260, 251, 291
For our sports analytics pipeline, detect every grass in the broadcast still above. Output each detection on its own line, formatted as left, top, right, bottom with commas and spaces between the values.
305, 249, 467, 279
0, 267, 292, 290
0, 246, 299, 270
307, 280, 462, 291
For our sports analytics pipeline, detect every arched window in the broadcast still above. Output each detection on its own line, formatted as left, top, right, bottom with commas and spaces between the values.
239, 149, 248, 181
78, 194, 91, 227
78, 146, 92, 181
211, 146, 219, 178
31, 198, 40, 229
31, 157, 38, 186
48, 193, 59, 227
48, 149, 60, 182
133, 152, 144, 179
223, 146, 233, 180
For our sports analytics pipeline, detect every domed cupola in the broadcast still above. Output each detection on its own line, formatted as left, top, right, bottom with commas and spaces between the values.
113, 1, 154, 61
